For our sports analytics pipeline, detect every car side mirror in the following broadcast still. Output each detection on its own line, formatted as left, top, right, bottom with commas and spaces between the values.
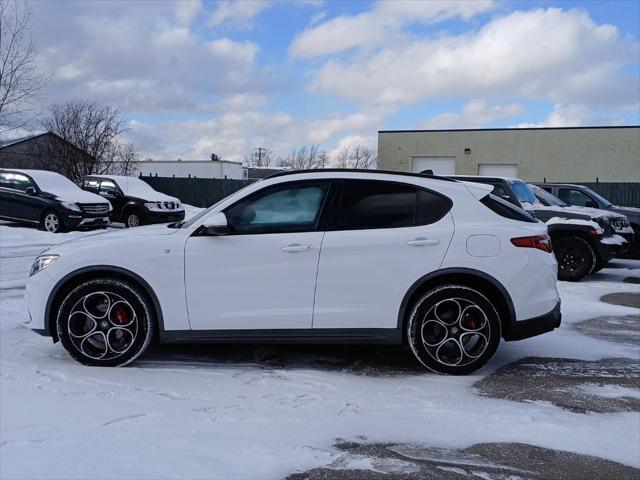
25, 186, 37, 195
586, 200, 597, 208
201, 212, 229, 236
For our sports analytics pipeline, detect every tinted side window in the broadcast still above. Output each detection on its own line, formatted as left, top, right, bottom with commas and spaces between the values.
84, 178, 100, 190
12, 174, 32, 192
226, 183, 328, 234
416, 189, 452, 225
335, 181, 416, 230
558, 188, 593, 207
99, 180, 118, 193
0, 173, 13, 189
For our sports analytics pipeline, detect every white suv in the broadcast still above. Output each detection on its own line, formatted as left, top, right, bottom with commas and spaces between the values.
25, 170, 561, 374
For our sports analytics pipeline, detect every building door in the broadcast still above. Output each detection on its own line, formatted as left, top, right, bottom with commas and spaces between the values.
478, 164, 518, 177
411, 156, 456, 175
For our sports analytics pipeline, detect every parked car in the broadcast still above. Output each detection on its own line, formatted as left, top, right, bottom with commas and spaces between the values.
528, 184, 634, 259
449, 175, 627, 281
26, 169, 561, 374
80, 175, 185, 228
0, 169, 111, 233
536, 182, 640, 257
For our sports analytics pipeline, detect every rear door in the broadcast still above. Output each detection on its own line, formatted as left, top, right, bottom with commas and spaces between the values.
313, 180, 454, 329
11, 173, 43, 221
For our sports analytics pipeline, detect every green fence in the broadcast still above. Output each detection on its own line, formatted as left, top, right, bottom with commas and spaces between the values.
141, 175, 640, 209
577, 183, 640, 208
140, 175, 254, 208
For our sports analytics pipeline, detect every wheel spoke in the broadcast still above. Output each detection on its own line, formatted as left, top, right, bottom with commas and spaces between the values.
421, 297, 492, 368
67, 291, 139, 362
80, 331, 108, 359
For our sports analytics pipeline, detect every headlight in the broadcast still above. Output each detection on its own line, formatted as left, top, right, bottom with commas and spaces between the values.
30, 254, 59, 276
144, 202, 163, 212
60, 201, 81, 212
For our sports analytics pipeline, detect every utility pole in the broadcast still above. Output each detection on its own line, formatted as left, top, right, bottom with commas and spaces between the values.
253, 147, 269, 167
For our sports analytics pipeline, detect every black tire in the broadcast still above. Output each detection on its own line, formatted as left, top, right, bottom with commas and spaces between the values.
407, 285, 501, 375
56, 278, 155, 367
41, 210, 65, 233
124, 209, 142, 228
553, 236, 595, 281
592, 257, 607, 273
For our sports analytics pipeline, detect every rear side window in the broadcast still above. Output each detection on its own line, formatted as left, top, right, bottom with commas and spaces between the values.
416, 189, 452, 225
335, 181, 416, 230
83, 178, 100, 190
480, 194, 537, 223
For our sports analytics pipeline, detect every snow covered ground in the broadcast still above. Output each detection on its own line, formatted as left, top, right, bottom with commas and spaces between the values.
0, 219, 638, 479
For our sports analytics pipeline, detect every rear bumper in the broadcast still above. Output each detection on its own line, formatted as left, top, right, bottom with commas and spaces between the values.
504, 301, 562, 341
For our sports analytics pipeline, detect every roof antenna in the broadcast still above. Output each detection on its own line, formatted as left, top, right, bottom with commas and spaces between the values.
421, 169, 434, 175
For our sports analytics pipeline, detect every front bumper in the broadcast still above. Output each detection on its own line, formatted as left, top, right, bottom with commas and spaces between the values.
504, 301, 562, 341
62, 212, 111, 229
142, 210, 185, 224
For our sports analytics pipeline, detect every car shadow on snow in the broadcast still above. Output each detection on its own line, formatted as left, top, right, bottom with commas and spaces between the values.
140, 343, 426, 376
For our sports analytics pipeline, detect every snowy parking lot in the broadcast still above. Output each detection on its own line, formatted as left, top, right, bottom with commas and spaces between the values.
0, 222, 638, 479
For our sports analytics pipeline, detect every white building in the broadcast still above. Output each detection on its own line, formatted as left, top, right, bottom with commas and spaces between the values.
117, 160, 248, 180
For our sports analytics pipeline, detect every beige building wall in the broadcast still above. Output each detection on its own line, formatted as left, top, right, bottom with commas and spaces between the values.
378, 127, 640, 182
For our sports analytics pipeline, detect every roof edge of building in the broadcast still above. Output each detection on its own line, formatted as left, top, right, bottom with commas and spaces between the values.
378, 125, 640, 134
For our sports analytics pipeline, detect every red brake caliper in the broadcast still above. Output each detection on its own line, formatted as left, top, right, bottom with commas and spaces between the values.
114, 306, 128, 325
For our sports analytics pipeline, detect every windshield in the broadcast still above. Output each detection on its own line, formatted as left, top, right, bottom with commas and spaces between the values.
528, 184, 567, 206
582, 187, 612, 207
29, 170, 81, 192
116, 177, 158, 196
509, 181, 537, 205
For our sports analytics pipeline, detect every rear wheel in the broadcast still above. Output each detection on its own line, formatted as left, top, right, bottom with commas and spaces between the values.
41, 211, 64, 233
407, 285, 501, 375
56, 278, 155, 366
554, 236, 595, 281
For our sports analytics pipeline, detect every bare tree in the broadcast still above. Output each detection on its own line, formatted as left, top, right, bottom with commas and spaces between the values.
40, 100, 139, 181
334, 146, 349, 168
346, 144, 377, 169
317, 150, 328, 169
0, 0, 47, 133
280, 145, 322, 170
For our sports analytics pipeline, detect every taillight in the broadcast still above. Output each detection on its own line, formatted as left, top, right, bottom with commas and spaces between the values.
511, 234, 553, 253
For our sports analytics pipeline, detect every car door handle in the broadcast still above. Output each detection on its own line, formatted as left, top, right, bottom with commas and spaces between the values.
281, 244, 313, 252
407, 238, 440, 247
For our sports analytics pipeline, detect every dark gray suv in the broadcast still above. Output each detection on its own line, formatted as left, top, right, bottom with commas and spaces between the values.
537, 183, 639, 257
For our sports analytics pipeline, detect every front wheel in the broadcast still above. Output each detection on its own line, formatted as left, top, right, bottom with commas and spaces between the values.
553, 236, 595, 281
41, 211, 64, 233
56, 278, 155, 366
125, 211, 142, 228
407, 285, 501, 375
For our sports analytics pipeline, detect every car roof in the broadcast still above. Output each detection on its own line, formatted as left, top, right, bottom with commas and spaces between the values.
83, 174, 136, 183
448, 174, 523, 183
535, 183, 585, 188
266, 168, 458, 183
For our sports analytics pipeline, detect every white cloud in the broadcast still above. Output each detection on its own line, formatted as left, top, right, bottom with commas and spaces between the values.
173, 0, 202, 26
423, 100, 525, 129
308, 8, 639, 111
290, 0, 494, 58
307, 111, 382, 143
207, 0, 272, 30
516, 104, 622, 128
32, 2, 264, 114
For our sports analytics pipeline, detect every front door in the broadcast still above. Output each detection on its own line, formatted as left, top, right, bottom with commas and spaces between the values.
184, 181, 330, 330
313, 180, 454, 329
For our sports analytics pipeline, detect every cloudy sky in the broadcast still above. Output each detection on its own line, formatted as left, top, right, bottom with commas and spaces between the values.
30, 0, 639, 162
